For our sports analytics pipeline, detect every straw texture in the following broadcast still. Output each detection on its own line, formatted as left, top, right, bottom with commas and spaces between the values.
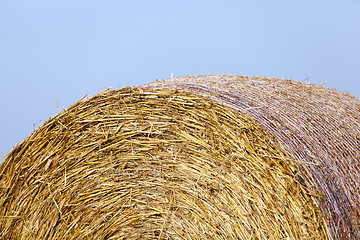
143, 74, 360, 239
1, 74, 359, 239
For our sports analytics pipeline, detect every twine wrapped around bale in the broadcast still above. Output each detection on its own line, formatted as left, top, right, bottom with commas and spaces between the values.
1, 74, 359, 239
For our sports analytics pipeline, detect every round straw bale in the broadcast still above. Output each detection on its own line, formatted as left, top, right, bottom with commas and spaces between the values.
1, 75, 359, 239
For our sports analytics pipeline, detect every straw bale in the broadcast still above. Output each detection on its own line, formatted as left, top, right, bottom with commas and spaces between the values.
1, 74, 359, 239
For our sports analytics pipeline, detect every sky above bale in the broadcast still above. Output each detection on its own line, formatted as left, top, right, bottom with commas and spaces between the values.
0, 0, 359, 160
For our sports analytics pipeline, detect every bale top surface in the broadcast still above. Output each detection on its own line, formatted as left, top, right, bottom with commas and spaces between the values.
142, 74, 360, 239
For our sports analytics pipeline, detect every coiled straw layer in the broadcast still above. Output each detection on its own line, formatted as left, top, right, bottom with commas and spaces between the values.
1, 74, 359, 239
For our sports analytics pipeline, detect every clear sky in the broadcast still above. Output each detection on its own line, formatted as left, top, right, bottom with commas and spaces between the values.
1, 1, 359, 160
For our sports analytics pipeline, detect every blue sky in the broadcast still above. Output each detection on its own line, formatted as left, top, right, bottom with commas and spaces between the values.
1, 1, 359, 160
